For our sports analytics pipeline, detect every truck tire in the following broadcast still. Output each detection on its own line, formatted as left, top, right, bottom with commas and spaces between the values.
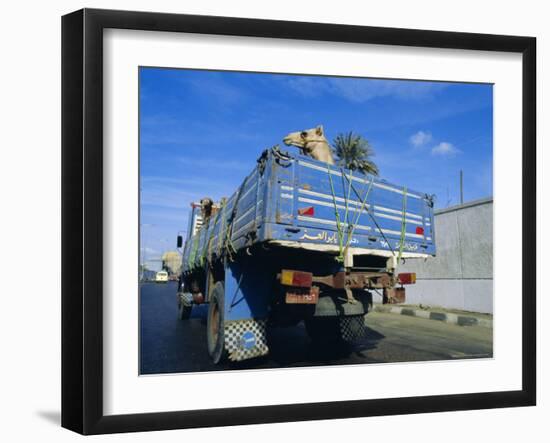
207, 282, 226, 364
305, 317, 344, 345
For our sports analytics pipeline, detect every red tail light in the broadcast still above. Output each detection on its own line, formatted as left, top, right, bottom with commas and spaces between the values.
415, 226, 425, 235
298, 206, 315, 216
280, 269, 313, 287
398, 273, 416, 285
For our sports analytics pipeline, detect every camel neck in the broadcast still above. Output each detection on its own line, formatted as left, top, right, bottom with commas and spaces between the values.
306, 139, 330, 147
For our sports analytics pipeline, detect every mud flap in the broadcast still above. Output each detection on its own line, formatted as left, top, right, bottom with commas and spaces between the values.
224, 319, 269, 361
340, 315, 367, 342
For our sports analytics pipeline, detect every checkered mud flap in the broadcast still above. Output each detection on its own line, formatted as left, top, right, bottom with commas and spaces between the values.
339, 315, 367, 342
224, 319, 269, 362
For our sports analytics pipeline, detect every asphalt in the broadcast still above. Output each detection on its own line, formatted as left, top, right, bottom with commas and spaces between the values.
140, 282, 493, 375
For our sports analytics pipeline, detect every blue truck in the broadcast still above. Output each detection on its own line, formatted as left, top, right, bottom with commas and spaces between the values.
176, 146, 436, 363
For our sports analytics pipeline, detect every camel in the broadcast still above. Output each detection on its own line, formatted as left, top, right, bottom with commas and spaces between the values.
283, 125, 335, 164
199, 197, 214, 222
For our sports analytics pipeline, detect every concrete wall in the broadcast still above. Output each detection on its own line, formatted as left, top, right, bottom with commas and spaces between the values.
398, 198, 493, 313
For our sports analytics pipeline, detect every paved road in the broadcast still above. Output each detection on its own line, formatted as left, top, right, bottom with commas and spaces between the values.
140, 282, 493, 374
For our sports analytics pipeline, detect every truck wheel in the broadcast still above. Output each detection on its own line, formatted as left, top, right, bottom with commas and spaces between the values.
305, 317, 344, 345
207, 282, 226, 364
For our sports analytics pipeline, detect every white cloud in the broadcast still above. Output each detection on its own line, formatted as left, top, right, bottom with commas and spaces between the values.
431, 142, 461, 156
410, 130, 432, 147
328, 79, 446, 103
283, 77, 448, 103
285, 77, 323, 97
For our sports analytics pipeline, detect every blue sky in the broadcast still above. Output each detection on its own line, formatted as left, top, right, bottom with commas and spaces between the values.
140, 67, 493, 269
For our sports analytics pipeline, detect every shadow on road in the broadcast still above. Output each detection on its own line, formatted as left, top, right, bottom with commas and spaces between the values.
349, 327, 386, 362
139, 282, 414, 373
186, 300, 387, 369
225, 322, 386, 371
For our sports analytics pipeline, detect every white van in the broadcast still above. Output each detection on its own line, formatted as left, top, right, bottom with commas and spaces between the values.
155, 270, 169, 283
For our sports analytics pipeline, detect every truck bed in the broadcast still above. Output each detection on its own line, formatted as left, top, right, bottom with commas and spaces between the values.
182, 147, 435, 273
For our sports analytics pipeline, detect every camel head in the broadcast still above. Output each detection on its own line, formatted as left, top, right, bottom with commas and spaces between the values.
283, 125, 326, 153
199, 197, 214, 220
283, 125, 334, 164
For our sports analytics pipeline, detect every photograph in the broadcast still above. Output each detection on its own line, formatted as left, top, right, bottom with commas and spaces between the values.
0, 0, 543, 439
138, 67, 494, 374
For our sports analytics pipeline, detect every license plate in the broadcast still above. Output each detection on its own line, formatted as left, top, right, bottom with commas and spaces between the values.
285, 287, 319, 304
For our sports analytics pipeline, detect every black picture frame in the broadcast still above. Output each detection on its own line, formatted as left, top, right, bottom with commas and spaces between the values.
61, 8, 536, 435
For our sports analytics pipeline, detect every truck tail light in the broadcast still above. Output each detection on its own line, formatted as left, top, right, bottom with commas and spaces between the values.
415, 226, 425, 235
398, 272, 416, 285
280, 269, 313, 288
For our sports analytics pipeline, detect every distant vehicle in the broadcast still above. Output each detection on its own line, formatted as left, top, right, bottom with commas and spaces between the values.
155, 270, 169, 283
141, 269, 157, 282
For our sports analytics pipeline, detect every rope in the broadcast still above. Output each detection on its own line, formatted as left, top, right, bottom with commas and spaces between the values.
188, 230, 200, 270
396, 186, 408, 266
341, 169, 354, 237
338, 178, 406, 272
342, 174, 374, 253
224, 211, 238, 262
223, 179, 247, 262
200, 203, 223, 267
217, 198, 227, 256
326, 164, 346, 263
326, 165, 375, 264
347, 179, 396, 257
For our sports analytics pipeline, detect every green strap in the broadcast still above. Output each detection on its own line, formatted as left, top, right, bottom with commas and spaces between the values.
327, 166, 377, 263
342, 175, 374, 252
341, 169, 353, 233
396, 186, 408, 265
347, 179, 397, 258
200, 203, 224, 266
217, 199, 227, 256
224, 181, 246, 262
188, 229, 200, 269
326, 164, 345, 263
223, 212, 237, 262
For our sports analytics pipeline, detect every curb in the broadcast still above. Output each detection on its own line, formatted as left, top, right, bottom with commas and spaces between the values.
372, 304, 493, 329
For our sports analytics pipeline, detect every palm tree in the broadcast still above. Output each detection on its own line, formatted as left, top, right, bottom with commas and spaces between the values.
332, 132, 379, 176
